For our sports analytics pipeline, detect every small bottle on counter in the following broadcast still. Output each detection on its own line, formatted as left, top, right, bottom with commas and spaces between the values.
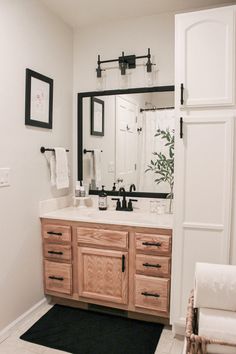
75, 181, 81, 197
98, 185, 107, 210
80, 184, 86, 197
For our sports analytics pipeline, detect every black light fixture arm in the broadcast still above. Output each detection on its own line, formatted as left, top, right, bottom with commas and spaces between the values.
96, 48, 155, 77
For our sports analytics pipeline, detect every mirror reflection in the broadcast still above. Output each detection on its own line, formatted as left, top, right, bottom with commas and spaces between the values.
83, 91, 175, 194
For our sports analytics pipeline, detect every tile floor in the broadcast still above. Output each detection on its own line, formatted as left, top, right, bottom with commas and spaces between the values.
0, 302, 184, 354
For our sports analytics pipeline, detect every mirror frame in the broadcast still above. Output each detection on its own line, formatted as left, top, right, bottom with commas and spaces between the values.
77, 85, 175, 198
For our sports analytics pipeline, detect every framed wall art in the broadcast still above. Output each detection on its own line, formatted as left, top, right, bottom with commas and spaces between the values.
25, 68, 53, 129
90, 97, 104, 136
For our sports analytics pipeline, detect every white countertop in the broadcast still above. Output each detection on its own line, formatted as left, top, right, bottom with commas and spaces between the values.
40, 206, 173, 229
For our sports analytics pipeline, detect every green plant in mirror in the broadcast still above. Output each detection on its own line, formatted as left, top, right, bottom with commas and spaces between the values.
145, 128, 174, 213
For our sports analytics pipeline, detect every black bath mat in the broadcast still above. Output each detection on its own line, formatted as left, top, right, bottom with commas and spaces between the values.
20, 305, 163, 354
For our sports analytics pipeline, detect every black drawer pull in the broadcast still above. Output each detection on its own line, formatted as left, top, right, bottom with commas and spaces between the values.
48, 276, 64, 281
48, 251, 63, 255
143, 263, 161, 268
47, 231, 62, 236
142, 242, 162, 247
141, 292, 160, 298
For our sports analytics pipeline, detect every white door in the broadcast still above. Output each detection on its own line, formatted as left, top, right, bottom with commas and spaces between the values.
175, 6, 235, 107
116, 96, 138, 189
171, 114, 234, 331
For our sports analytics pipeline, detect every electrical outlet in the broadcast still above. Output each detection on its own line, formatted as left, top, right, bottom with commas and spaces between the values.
0, 168, 10, 187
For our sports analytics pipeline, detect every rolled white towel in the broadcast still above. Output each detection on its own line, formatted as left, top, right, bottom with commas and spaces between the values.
199, 308, 236, 354
194, 262, 236, 311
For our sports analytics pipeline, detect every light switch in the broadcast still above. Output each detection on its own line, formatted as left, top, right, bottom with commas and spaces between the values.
0, 168, 10, 187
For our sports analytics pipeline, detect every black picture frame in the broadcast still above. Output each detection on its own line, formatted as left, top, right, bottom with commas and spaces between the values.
25, 68, 53, 129
90, 97, 104, 136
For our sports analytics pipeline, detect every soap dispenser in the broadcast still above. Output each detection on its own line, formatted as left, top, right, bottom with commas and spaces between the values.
98, 185, 107, 210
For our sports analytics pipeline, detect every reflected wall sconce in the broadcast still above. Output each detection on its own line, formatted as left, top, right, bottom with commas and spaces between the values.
96, 48, 155, 79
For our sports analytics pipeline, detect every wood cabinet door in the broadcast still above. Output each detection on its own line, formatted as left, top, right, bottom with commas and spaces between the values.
78, 247, 128, 304
176, 6, 235, 107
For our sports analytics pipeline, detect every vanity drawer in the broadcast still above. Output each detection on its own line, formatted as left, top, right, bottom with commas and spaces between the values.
77, 227, 128, 250
43, 224, 71, 243
135, 274, 169, 313
44, 244, 72, 262
135, 233, 171, 255
136, 254, 171, 278
44, 260, 72, 295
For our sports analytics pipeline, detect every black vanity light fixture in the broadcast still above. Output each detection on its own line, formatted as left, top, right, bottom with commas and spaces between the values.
96, 48, 155, 77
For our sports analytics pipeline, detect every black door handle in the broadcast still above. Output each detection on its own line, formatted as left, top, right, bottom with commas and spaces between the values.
180, 117, 183, 139
180, 83, 184, 105
122, 255, 125, 272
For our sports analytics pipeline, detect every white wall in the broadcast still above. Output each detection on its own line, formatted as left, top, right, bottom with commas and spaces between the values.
73, 12, 175, 187
73, 12, 174, 92
0, 0, 73, 331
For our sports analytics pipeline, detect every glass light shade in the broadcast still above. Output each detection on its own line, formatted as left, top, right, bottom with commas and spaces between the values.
145, 70, 155, 86
96, 74, 106, 91
119, 71, 131, 89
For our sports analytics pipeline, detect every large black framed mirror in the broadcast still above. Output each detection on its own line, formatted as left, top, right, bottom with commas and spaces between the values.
77, 85, 175, 198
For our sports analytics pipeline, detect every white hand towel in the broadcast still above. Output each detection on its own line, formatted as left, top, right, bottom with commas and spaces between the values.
194, 262, 236, 311
49, 154, 56, 186
93, 149, 102, 188
199, 308, 236, 354
54, 147, 69, 189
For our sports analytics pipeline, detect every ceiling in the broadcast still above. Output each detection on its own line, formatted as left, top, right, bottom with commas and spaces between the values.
41, 0, 235, 28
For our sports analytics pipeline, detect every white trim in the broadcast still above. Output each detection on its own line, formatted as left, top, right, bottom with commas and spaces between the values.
0, 298, 47, 343
183, 222, 224, 230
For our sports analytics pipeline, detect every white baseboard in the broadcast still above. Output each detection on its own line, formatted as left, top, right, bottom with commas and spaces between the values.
0, 297, 47, 343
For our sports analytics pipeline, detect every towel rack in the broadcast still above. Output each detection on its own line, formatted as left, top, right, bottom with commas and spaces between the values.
83, 149, 103, 154
40, 146, 70, 153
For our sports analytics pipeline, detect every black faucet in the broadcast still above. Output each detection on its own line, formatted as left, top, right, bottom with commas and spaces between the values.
129, 184, 136, 192
119, 187, 127, 209
111, 187, 138, 211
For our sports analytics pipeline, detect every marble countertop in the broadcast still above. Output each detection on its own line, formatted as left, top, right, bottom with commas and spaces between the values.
40, 206, 173, 229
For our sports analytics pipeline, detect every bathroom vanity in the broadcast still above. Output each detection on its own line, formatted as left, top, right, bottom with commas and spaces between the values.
41, 208, 172, 322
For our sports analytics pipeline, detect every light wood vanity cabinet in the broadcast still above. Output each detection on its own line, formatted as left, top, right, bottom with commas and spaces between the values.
41, 219, 172, 320
134, 232, 171, 314
42, 223, 72, 295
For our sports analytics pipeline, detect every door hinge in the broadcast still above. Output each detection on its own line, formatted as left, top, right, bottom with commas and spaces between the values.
134, 163, 137, 170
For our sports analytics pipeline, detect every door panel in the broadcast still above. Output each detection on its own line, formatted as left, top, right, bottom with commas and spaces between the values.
171, 114, 234, 327
176, 6, 235, 107
78, 247, 128, 304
